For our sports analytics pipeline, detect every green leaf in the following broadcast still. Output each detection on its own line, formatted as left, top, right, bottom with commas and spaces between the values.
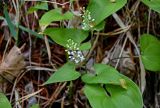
70, 0, 76, 2
30, 104, 40, 108
28, 2, 48, 13
93, 21, 105, 31
79, 42, 91, 50
0, 93, 12, 108
140, 34, 160, 72
82, 64, 122, 85
39, 8, 73, 29
141, 0, 160, 13
0, 16, 4, 20
87, 0, 127, 26
18, 25, 53, 44
44, 28, 89, 48
84, 75, 143, 108
19, 25, 43, 38
44, 62, 81, 85
4, 7, 17, 40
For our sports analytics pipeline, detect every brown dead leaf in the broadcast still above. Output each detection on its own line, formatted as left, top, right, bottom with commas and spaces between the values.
0, 46, 25, 82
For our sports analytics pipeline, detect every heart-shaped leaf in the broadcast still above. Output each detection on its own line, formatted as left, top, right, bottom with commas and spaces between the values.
140, 34, 160, 72
44, 28, 89, 48
30, 104, 40, 108
0, 93, 12, 108
84, 75, 143, 108
141, 0, 160, 13
44, 62, 80, 85
87, 0, 127, 27
93, 21, 105, 31
79, 42, 91, 50
28, 2, 48, 14
82, 64, 122, 85
39, 8, 73, 30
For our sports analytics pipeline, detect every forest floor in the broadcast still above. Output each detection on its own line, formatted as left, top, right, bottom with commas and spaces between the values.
0, 0, 160, 108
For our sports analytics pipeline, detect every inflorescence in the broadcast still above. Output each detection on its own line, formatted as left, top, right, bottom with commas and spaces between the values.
65, 39, 85, 64
81, 7, 95, 30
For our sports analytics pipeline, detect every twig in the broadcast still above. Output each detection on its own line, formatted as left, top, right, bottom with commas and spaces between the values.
44, 82, 67, 107
44, 36, 56, 70
26, 66, 57, 72
24, 4, 32, 68
110, 56, 139, 61
2, 37, 11, 62
10, 70, 26, 102
61, 96, 65, 108
115, 34, 128, 69
147, 9, 151, 34
24, 0, 70, 6
86, 32, 100, 61
94, 25, 130, 36
51, 0, 58, 8
19, 88, 44, 103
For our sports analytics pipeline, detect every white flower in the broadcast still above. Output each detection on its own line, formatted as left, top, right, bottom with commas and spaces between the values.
65, 39, 85, 64
81, 8, 95, 30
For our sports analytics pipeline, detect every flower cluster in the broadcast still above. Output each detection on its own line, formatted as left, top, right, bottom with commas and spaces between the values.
65, 39, 85, 64
81, 7, 95, 30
